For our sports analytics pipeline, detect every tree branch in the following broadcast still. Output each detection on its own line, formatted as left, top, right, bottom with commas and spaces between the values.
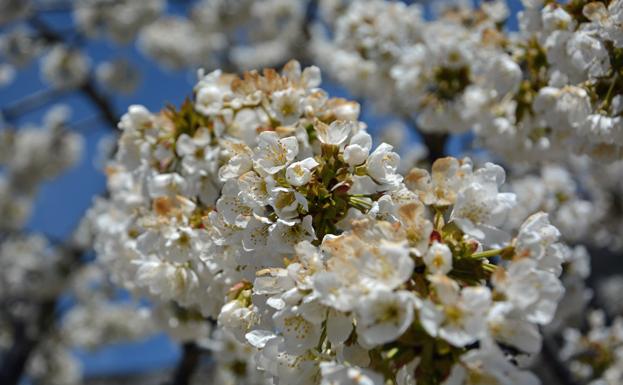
403, 115, 448, 164
167, 342, 202, 385
0, 300, 55, 385
27, 15, 120, 129
1, 89, 67, 124
80, 81, 119, 128
540, 336, 577, 385
0, 244, 84, 385
421, 132, 448, 164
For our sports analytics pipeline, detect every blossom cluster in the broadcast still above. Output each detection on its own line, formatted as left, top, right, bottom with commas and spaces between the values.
313, 0, 623, 162
91, 60, 393, 340
90, 61, 573, 384
5, 0, 623, 163
0, 0, 311, 93
7, 1, 623, 384
495, 154, 623, 253
506, 163, 599, 242
314, 0, 513, 135
0, 106, 83, 231
234, 158, 567, 385
560, 310, 623, 385
0, 233, 161, 385
137, 0, 308, 71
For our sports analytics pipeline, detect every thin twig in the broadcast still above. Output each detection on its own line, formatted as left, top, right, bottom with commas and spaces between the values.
1, 89, 67, 123
68, 114, 103, 132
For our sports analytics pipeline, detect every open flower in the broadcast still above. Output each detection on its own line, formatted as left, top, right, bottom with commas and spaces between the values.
175, 127, 216, 175
450, 163, 516, 247
419, 275, 491, 347
253, 131, 299, 174
316, 120, 355, 146
286, 157, 319, 186
355, 289, 415, 346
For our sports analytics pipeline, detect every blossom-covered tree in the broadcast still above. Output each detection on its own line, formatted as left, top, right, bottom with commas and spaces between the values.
3, 1, 623, 385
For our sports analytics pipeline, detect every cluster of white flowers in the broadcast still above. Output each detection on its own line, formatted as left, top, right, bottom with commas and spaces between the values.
61, 264, 156, 351
0, 235, 67, 304
312, 1, 424, 113
90, 61, 572, 383
572, 157, 623, 251
1, 243, 159, 385
191, 0, 308, 71
229, 157, 567, 385
546, 244, 593, 333
497, 155, 623, 252
0, 106, 83, 231
0, 233, 82, 385
27, 339, 82, 385
506, 164, 600, 242
91, 60, 402, 340
515, 0, 623, 161
40, 45, 91, 89
7, 1, 623, 384
313, 0, 517, 134
312, 0, 623, 162
73, 0, 165, 44
0, 26, 42, 85
137, 15, 226, 70
95, 58, 141, 94
560, 310, 623, 385
204, 328, 272, 385
139, 0, 309, 71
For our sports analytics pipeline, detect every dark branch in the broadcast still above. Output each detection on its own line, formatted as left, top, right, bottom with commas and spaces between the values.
541, 336, 577, 385
0, 245, 84, 385
403, 115, 448, 164
80, 81, 119, 128
0, 300, 55, 385
167, 342, 202, 385
420, 132, 448, 164
26, 15, 120, 129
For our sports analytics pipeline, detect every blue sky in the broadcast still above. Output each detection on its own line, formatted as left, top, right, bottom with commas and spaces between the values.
0, 0, 523, 378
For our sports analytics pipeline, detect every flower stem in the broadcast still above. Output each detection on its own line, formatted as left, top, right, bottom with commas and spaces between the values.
469, 246, 513, 259
482, 263, 497, 273
348, 196, 372, 211
600, 71, 619, 113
